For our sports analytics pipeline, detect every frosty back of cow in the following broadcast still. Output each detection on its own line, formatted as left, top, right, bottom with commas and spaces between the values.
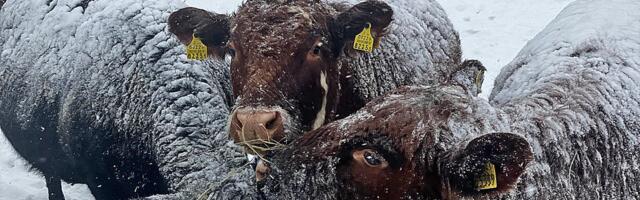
0, 0, 255, 199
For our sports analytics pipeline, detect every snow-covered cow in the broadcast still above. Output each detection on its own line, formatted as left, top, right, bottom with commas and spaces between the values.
168, 0, 468, 155
259, 0, 640, 199
0, 0, 255, 199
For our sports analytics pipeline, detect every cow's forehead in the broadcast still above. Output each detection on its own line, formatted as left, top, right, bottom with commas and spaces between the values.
232, 1, 334, 55
332, 86, 470, 155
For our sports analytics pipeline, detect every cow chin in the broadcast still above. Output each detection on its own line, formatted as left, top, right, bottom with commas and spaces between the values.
228, 105, 302, 155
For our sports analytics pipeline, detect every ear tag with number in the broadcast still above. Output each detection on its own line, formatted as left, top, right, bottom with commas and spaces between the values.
475, 162, 498, 190
353, 23, 375, 53
475, 69, 485, 89
187, 34, 208, 60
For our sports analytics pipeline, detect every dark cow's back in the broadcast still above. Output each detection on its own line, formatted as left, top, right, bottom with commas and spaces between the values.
0, 0, 252, 199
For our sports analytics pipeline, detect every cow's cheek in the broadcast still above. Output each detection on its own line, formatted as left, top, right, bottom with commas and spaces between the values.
340, 161, 395, 197
290, 69, 326, 129
230, 62, 247, 96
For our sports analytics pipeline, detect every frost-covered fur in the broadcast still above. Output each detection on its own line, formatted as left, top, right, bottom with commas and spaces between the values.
262, 0, 640, 199
491, 0, 640, 198
0, 0, 255, 199
222, 0, 464, 141
332, 0, 462, 102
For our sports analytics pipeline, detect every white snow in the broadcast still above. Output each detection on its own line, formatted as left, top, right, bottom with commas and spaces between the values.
0, 0, 574, 199
0, 130, 93, 200
440, 0, 574, 98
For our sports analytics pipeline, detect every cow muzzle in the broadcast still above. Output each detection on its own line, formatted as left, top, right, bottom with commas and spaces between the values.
229, 108, 286, 155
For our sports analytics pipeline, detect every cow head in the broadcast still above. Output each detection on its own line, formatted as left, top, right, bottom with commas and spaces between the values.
168, 0, 394, 155
451, 59, 487, 96
259, 86, 533, 199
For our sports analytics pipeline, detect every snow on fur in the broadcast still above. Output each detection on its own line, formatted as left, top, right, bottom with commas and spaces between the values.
216, 0, 467, 154
490, 0, 640, 198
333, 0, 463, 101
0, 0, 255, 199
260, 0, 640, 199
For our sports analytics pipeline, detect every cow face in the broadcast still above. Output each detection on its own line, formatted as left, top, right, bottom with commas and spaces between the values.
168, 0, 393, 155
259, 86, 533, 199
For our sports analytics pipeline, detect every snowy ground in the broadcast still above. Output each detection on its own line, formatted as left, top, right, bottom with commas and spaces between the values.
0, 130, 92, 200
0, 0, 573, 199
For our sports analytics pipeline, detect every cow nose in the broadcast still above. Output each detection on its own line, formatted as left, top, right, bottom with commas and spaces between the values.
230, 109, 285, 154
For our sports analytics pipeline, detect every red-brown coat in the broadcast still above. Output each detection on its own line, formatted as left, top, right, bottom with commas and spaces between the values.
168, 0, 466, 154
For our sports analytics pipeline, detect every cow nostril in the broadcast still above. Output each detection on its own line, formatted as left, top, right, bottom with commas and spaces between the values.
230, 109, 286, 154
253, 111, 284, 142
264, 112, 280, 130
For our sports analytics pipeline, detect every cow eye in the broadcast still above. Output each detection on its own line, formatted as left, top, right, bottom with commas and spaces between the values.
364, 151, 382, 166
312, 45, 322, 55
353, 149, 389, 168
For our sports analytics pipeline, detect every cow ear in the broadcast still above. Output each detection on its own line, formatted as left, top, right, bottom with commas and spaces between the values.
439, 133, 533, 198
168, 7, 231, 59
332, 0, 393, 55
453, 59, 486, 96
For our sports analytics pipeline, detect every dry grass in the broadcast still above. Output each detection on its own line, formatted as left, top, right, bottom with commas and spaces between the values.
235, 124, 288, 163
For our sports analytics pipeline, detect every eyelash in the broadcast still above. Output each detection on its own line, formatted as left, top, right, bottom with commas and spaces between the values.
353, 144, 400, 167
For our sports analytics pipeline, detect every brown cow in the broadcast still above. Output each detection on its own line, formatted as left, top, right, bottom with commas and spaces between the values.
258, 0, 640, 198
168, 0, 466, 155
258, 85, 533, 199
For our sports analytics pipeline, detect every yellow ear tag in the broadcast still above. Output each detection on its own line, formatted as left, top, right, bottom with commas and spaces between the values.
187, 34, 208, 61
475, 69, 485, 89
475, 162, 498, 190
353, 23, 375, 53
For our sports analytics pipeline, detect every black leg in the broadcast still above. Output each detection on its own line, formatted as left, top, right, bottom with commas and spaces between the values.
45, 175, 65, 200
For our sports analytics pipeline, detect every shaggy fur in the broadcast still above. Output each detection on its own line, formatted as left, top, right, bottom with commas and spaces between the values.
261, 0, 640, 199
0, 0, 254, 199
169, 0, 466, 147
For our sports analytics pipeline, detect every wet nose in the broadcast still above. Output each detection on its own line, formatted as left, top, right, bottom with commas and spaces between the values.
229, 109, 285, 154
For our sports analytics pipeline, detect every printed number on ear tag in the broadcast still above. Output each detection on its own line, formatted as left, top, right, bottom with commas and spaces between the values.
475, 70, 485, 89
353, 23, 375, 53
187, 34, 208, 61
475, 162, 498, 190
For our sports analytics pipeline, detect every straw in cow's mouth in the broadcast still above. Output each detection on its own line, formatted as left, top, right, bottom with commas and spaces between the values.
235, 128, 287, 164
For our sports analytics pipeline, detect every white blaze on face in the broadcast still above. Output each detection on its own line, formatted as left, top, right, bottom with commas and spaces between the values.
312, 71, 328, 130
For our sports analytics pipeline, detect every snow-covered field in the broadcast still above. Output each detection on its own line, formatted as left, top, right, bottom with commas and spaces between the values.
0, 0, 573, 199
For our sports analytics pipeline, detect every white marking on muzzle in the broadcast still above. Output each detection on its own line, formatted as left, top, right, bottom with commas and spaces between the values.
312, 71, 328, 130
